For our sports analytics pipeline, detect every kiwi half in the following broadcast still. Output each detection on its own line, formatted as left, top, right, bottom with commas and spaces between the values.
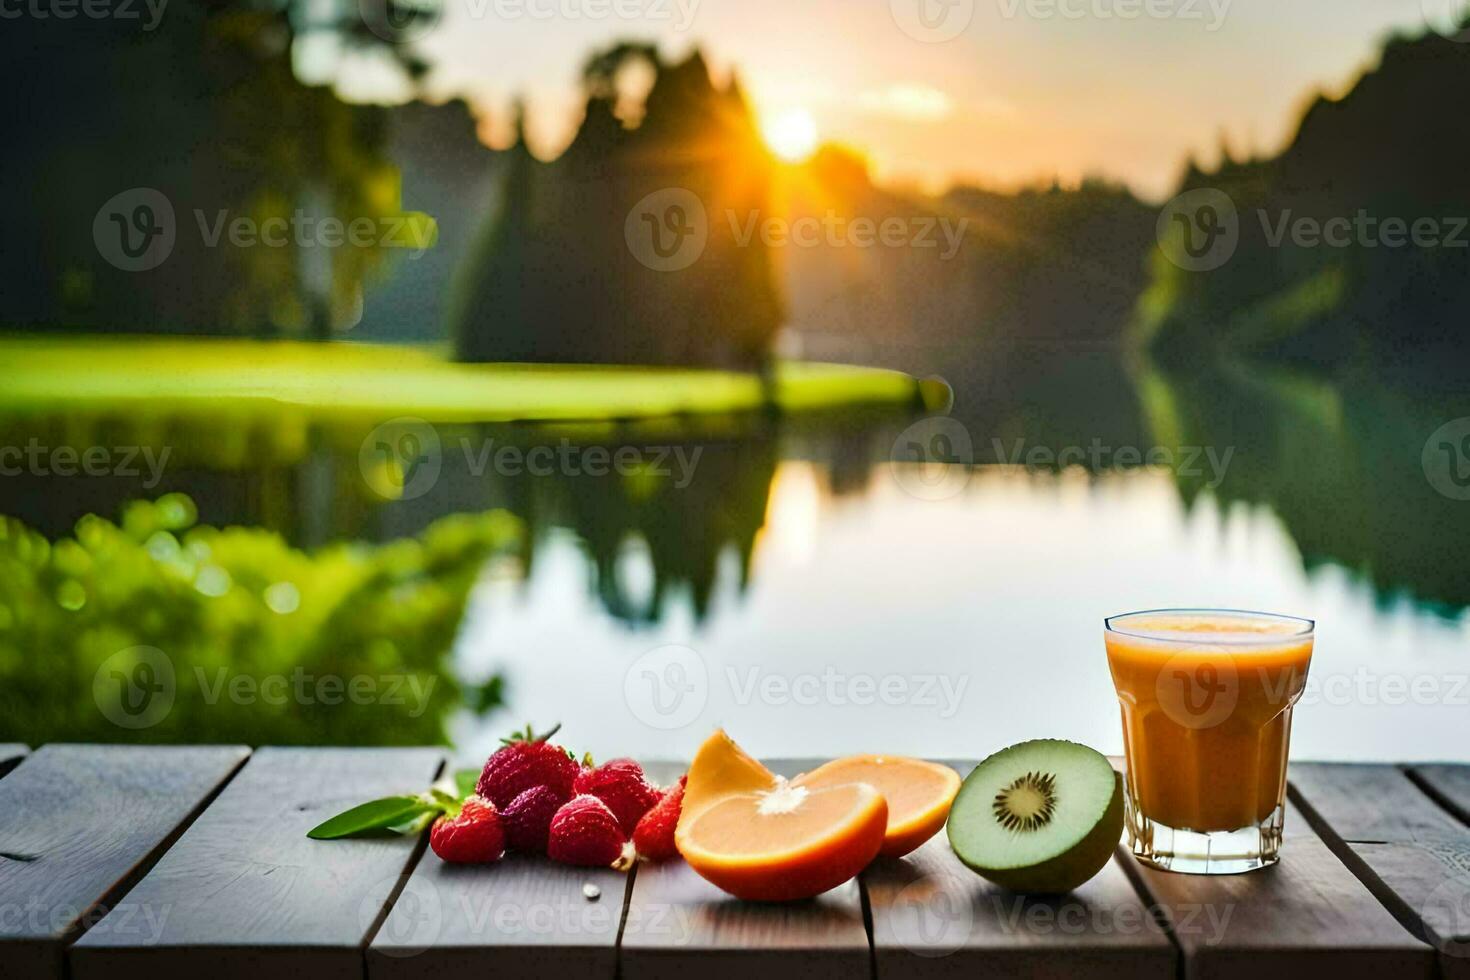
947, 739, 1123, 894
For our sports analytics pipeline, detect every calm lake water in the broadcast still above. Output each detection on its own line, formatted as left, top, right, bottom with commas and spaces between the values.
4, 355, 1466, 760
452, 457, 1470, 766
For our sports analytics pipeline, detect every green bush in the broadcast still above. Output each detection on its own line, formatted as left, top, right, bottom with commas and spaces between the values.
0, 495, 520, 745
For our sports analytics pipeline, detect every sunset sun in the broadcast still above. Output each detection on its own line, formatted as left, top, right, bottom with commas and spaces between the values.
762, 108, 819, 163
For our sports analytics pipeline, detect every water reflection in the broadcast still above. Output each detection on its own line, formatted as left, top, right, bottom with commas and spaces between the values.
1, 360, 1466, 750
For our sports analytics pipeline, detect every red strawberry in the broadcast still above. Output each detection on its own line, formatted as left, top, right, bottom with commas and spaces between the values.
501, 784, 568, 854
632, 775, 686, 862
476, 723, 581, 808
572, 758, 661, 835
430, 796, 505, 864
547, 794, 633, 869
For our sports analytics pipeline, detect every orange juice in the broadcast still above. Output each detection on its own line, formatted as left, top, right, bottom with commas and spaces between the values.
1105, 609, 1314, 874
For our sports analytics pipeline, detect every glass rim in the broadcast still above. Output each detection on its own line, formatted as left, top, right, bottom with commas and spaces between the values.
1104, 607, 1315, 645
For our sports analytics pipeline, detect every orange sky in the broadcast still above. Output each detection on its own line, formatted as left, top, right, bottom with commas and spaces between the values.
312, 0, 1441, 200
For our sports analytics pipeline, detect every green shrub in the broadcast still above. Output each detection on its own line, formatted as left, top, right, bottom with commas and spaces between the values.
0, 495, 520, 745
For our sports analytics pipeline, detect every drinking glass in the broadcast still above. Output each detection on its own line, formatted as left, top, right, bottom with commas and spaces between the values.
1105, 608, 1314, 874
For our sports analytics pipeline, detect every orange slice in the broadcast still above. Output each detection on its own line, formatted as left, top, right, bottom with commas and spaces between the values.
675, 731, 888, 901
795, 755, 961, 857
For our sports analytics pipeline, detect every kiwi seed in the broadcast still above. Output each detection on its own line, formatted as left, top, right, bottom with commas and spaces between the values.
992, 771, 1058, 832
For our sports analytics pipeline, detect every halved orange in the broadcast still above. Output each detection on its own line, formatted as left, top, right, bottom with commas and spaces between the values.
795, 755, 961, 857
675, 731, 888, 901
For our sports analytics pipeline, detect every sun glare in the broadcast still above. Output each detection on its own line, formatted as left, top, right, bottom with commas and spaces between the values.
762, 108, 819, 163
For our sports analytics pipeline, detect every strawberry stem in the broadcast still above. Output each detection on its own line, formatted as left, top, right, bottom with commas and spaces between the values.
500, 721, 562, 746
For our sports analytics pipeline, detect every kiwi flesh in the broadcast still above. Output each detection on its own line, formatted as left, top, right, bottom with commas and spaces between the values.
947, 739, 1123, 894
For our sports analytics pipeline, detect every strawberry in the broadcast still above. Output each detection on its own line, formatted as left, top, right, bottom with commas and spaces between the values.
476, 723, 581, 808
501, 784, 568, 854
632, 775, 686, 862
429, 796, 505, 864
547, 794, 633, 868
572, 758, 661, 835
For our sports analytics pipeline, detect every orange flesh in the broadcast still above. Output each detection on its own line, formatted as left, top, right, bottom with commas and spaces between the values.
795, 755, 961, 856
675, 731, 889, 901
678, 781, 887, 901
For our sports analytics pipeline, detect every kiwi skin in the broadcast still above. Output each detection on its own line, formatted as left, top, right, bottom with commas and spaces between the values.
953, 771, 1124, 895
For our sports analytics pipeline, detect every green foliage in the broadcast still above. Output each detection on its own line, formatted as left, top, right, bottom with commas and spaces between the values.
0, 496, 521, 745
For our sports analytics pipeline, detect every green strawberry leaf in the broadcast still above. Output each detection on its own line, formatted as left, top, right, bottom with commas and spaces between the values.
453, 768, 480, 799
307, 795, 443, 840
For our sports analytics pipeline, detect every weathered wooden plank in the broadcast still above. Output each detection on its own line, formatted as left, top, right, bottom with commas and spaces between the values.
863, 756, 1171, 979
1291, 763, 1470, 979
1410, 764, 1470, 827
0, 744, 250, 980
70, 747, 443, 980
0, 743, 28, 776
1123, 796, 1437, 980
369, 759, 683, 979
620, 759, 871, 980
368, 851, 631, 978
1291, 764, 1464, 841
865, 836, 1174, 979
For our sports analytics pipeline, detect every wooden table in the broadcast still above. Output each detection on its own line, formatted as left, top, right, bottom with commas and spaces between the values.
2, 747, 1467, 980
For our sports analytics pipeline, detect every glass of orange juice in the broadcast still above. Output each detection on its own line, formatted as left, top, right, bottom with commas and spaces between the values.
1105, 609, 1314, 874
